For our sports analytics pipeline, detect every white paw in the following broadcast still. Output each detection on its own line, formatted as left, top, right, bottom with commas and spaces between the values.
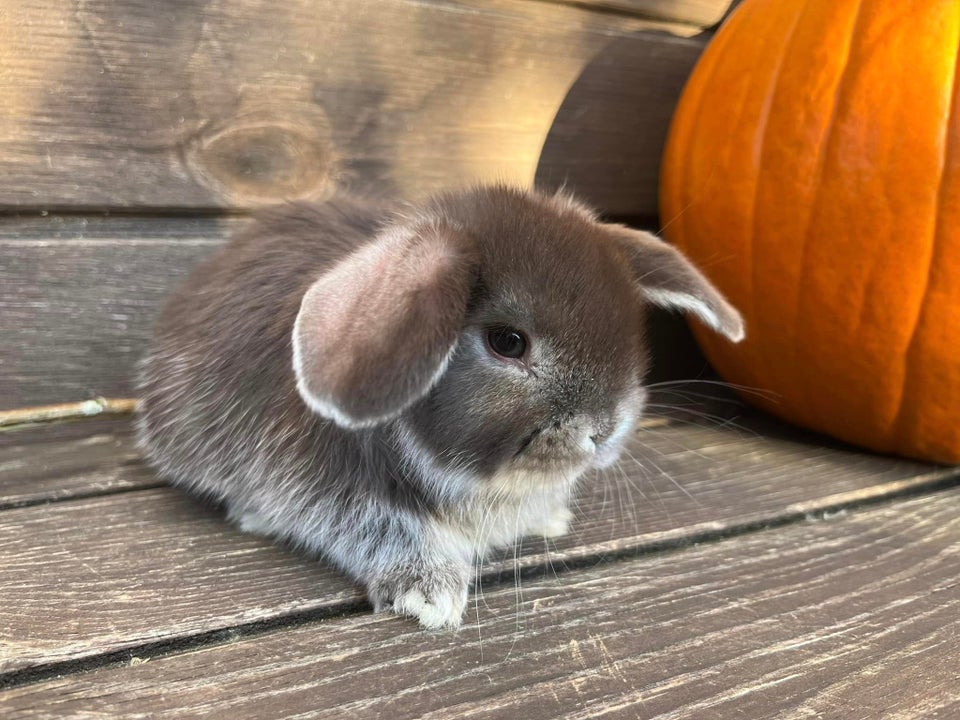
393, 585, 467, 630
535, 507, 574, 539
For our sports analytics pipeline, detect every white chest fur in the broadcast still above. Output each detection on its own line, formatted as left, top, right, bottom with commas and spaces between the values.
434, 471, 578, 563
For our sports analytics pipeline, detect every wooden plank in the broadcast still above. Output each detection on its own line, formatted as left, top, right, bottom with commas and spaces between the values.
0, 218, 231, 409
0, 211, 671, 410
0, 213, 682, 410
0, 0, 704, 215
0, 486, 360, 675
0, 414, 954, 676
4, 490, 957, 718
4, 210, 705, 409
506, 412, 960, 573
0, 417, 157, 510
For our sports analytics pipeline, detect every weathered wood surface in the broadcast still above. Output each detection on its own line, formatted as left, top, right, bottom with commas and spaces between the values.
1, 413, 954, 677
0, 418, 157, 510
0, 0, 705, 215
4, 213, 683, 410
0, 488, 360, 676
0, 217, 231, 409
5, 490, 957, 719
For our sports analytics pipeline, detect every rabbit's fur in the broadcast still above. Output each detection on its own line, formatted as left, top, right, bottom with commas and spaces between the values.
137, 185, 743, 629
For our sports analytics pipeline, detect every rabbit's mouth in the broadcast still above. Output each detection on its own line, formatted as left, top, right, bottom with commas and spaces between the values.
513, 428, 542, 458
508, 432, 596, 485
510, 389, 645, 474
510, 412, 606, 470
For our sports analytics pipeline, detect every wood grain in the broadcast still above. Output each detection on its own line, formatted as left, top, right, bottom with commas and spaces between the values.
0, 414, 953, 675
0, 214, 684, 412
0, 417, 156, 510
1, 218, 696, 409
0, 0, 704, 214
0, 486, 360, 675
0, 217, 231, 409
4, 490, 957, 719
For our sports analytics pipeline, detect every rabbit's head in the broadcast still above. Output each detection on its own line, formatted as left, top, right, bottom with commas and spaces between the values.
293, 186, 743, 496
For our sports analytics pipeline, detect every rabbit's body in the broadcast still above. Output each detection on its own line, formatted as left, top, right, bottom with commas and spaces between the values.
138, 186, 743, 629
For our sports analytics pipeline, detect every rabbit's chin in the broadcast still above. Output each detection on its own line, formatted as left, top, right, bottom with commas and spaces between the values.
485, 463, 587, 497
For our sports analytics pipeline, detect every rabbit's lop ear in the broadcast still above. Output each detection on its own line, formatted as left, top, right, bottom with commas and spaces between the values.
293, 220, 478, 428
612, 227, 745, 343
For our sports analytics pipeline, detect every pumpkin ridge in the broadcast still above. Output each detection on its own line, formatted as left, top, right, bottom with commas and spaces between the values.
661, 0, 749, 239
791, 0, 866, 430
747, 0, 811, 410
681, 0, 806, 398
661, 1, 770, 397
660, 45, 716, 241
890, 5, 960, 450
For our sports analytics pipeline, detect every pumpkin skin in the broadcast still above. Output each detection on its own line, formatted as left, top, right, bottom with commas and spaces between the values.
660, 0, 960, 463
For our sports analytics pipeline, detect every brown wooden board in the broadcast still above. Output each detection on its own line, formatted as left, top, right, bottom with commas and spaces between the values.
0, 0, 704, 215
4, 490, 958, 718
0, 217, 232, 409
0, 212, 669, 412
0, 417, 158, 510
0, 210, 679, 410
3, 218, 709, 409
0, 413, 955, 678
0, 488, 360, 676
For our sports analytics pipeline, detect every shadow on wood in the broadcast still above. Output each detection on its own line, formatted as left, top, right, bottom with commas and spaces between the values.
536, 31, 706, 216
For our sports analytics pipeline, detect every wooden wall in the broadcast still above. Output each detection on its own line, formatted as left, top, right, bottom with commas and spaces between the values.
0, 0, 734, 410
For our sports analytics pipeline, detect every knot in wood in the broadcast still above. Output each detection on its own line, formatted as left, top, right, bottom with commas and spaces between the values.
188, 118, 334, 206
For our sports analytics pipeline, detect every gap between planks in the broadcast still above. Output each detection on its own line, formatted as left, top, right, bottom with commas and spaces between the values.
2, 464, 957, 691
1, 410, 957, 676
5, 490, 958, 720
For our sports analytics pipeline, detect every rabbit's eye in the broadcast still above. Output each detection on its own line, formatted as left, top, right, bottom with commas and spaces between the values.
485, 327, 528, 360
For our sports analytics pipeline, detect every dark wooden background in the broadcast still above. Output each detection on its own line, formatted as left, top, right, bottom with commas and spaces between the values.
0, 0, 737, 412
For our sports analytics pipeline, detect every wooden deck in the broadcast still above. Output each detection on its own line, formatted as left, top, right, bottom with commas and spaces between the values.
1, 0, 959, 715
1, 405, 958, 718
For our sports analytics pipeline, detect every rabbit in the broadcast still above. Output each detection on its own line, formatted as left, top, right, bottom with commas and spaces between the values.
136, 185, 744, 630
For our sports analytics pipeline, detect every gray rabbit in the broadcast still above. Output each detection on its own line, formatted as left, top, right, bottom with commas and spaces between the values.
137, 185, 743, 629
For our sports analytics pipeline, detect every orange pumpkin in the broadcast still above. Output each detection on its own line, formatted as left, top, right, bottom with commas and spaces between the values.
660, 0, 960, 463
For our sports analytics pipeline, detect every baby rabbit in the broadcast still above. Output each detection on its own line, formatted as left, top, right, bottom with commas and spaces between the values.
137, 185, 743, 629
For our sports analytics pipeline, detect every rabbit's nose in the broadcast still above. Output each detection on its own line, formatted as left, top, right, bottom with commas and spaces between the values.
589, 430, 607, 446
547, 414, 599, 455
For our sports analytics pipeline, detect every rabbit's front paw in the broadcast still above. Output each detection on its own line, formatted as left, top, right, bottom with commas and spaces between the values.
533, 506, 574, 539
369, 563, 469, 630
